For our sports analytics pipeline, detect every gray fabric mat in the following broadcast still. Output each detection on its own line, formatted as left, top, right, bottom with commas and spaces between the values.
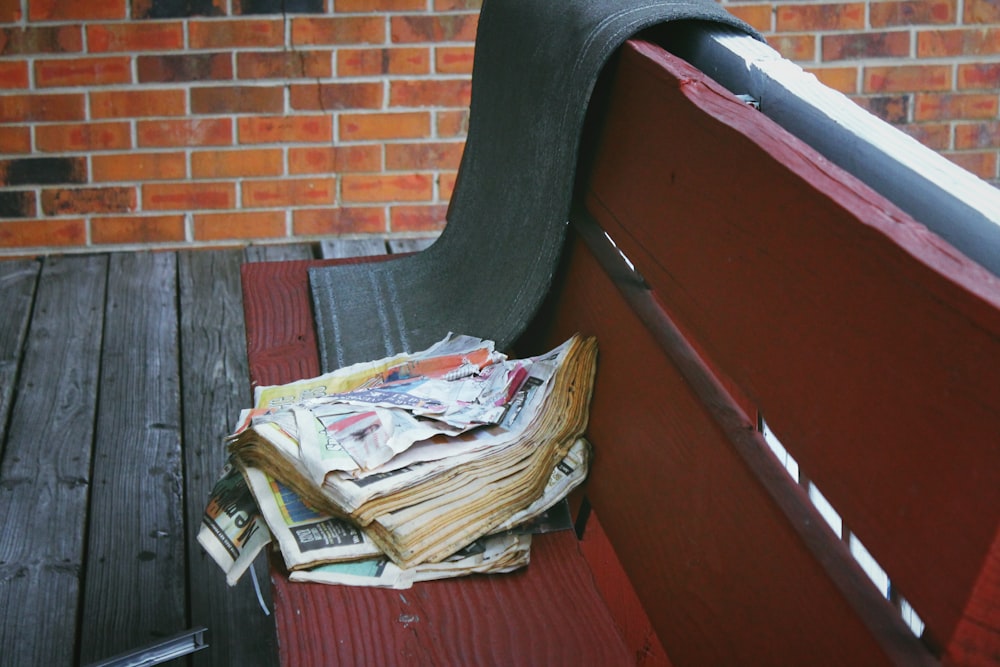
310, 0, 758, 371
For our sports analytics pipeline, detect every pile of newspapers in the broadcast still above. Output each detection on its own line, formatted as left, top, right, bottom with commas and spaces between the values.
198, 333, 598, 590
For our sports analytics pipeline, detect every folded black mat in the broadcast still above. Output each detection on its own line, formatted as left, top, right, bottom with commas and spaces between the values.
310, 0, 758, 371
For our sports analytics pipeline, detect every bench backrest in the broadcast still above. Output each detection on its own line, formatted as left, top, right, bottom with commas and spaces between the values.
523, 39, 1000, 666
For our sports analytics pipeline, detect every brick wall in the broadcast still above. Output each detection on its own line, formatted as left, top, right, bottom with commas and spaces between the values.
0, 0, 996, 256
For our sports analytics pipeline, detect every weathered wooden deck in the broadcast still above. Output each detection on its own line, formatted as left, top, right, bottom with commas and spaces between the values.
0, 238, 432, 666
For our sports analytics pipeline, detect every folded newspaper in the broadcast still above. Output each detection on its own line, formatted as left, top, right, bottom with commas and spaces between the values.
198, 333, 597, 587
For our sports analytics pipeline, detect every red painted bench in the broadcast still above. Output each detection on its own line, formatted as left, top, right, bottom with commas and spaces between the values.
241, 39, 999, 666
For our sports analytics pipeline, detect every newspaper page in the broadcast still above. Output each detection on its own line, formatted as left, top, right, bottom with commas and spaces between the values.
197, 459, 272, 586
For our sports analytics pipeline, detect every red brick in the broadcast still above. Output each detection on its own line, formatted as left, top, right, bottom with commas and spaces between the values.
36, 122, 131, 152
237, 51, 333, 79
435, 46, 475, 74
194, 210, 285, 241
90, 89, 186, 119
437, 109, 469, 137
386, 141, 464, 170
776, 3, 866, 32
292, 17, 384, 45
92, 152, 186, 182
137, 118, 233, 148
191, 148, 283, 178
964, 0, 1000, 22
0, 26, 83, 55
243, 177, 336, 208
0, 219, 86, 248
30, 0, 125, 20
191, 85, 285, 114
342, 173, 432, 202
339, 111, 430, 140
35, 56, 131, 88
238, 115, 333, 144
943, 150, 998, 179
337, 0, 425, 10
290, 82, 383, 110
955, 121, 1000, 149
438, 170, 457, 200
914, 92, 999, 120
289, 145, 382, 174
87, 22, 184, 52
898, 121, 952, 149
390, 203, 448, 232
41, 187, 136, 216
434, 0, 481, 8
0, 0, 21, 21
917, 28, 1000, 57
806, 66, 860, 93
958, 62, 1000, 89
0, 93, 85, 122
870, 0, 956, 26
293, 206, 385, 235
725, 4, 773, 32
337, 47, 430, 76
189, 19, 284, 49
823, 31, 911, 61
390, 79, 471, 107
91, 214, 186, 245
851, 94, 910, 123
0, 62, 29, 89
138, 53, 233, 83
864, 64, 952, 92
391, 14, 479, 42
770, 34, 817, 62
144, 182, 236, 211
0, 126, 31, 154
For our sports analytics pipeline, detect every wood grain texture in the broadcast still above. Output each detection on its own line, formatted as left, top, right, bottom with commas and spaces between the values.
245, 243, 315, 264
242, 257, 635, 667
320, 237, 387, 259
580, 40, 1000, 656
0, 255, 107, 667
180, 249, 278, 667
0, 258, 40, 452
387, 237, 437, 254
79, 252, 187, 663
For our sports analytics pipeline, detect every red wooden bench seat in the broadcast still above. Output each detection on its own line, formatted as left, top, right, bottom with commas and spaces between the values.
241, 39, 999, 666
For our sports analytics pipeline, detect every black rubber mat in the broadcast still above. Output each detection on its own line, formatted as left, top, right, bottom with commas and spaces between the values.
310, 0, 758, 371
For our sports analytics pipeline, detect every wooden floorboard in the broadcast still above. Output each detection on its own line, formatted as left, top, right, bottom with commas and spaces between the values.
0, 255, 108, 666
180, 248, 278, 667
79, 252, 187, 663
0, 258, 39, 453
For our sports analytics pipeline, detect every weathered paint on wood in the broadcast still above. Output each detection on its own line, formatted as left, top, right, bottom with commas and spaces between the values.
79, 253, 187, 663
241, 256, 637, 667
578, 39, 999, 662
0, 259, 39, 454
180, 248, 279, 667
0, 255, 107, 666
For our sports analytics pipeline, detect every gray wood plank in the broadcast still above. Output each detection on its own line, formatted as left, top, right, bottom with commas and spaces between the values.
0, 254, 107, 667
0, 258, 40, 449
387, 236, 437, 254
79, 252, 187, 664
320, 237, 388, 259
244, 243, 315, 263
179, 249, 278, 667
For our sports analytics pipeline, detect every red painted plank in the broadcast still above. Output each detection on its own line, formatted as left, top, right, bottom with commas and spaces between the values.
242, 259, 636, 667
527, 233, 921, 665
580, 39, 1000, 658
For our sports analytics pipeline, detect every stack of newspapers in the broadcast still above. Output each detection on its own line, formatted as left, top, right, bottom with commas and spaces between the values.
198, 333, 597, 590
